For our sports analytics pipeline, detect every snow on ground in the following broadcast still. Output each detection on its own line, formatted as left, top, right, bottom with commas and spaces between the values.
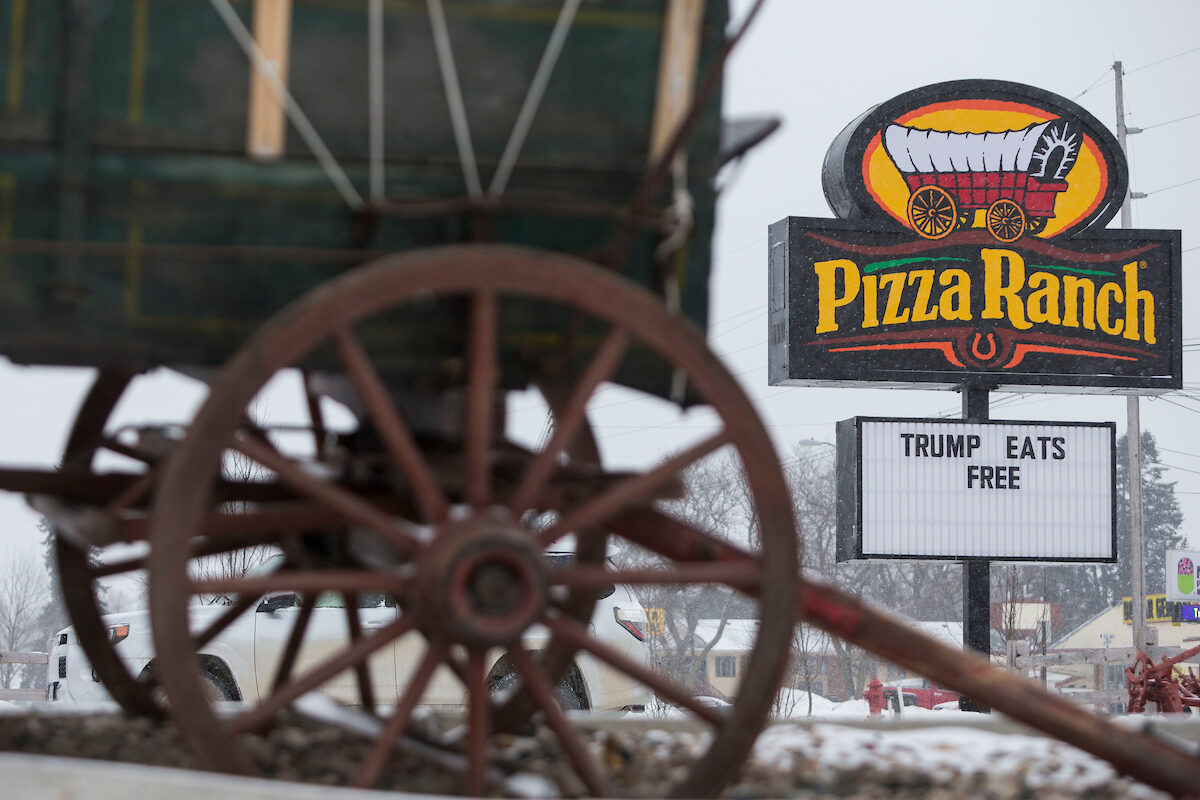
744, 720, 1170, 799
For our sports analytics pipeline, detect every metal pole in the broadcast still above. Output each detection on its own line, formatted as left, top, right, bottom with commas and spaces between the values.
1114, 61, 1149, 650
960, 384, 991, 712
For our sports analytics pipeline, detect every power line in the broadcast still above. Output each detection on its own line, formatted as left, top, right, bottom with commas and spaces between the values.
1139, 111, 1200, 132
1157, 461, 1200, 479
1140, 176, 1200, 197
1153, 395, 1200, 415
1075, 47, 1200, 99
1073, 68, 1112, 100
1126, 45, 1200, 74
1160, 446, 1200, 462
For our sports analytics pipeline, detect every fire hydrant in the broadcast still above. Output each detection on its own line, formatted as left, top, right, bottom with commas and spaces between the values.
865, 677, 885, 715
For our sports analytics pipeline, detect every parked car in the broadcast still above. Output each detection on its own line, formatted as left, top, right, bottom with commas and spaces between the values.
692, 695, 732, 709
880, 677, 960, 710
48, 553, 651, 713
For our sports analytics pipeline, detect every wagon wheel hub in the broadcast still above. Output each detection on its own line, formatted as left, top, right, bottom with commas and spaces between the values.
413, 511, 548, 648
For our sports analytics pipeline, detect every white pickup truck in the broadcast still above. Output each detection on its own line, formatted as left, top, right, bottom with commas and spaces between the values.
48, 553, 652, 712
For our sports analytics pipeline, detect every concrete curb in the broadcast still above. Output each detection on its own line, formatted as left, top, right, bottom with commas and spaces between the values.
0, 753, 450, 800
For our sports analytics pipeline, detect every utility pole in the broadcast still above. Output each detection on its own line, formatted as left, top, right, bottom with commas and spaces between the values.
1114, 61, 1152, 651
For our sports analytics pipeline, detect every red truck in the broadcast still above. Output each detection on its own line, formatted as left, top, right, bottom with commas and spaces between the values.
869, 678, 961, 711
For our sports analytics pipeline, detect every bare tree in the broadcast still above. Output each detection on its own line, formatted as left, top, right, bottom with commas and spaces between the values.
995, 564, 1023, 648
0, 552, 51, 689
620, 452, 760, 714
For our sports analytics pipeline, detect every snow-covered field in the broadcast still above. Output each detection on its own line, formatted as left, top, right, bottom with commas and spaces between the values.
743, 721, 1171, 799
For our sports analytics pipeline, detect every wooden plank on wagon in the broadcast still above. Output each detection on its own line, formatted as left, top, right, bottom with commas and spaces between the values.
648, 0, 704, 164
246, 0, 293, 159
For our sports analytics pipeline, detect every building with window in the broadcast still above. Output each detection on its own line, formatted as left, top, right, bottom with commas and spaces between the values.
1048, 599, 1200, 700
691, 619, 756, 698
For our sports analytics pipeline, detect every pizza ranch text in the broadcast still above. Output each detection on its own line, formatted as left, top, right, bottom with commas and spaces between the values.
813, 248, 1155, 344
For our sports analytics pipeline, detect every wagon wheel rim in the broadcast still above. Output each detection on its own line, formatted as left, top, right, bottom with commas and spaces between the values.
147, 245, 797, 798
1025, 215, 1048, 235
986, 199, 1026, 242
53, 369, 165, 719
907, 185, 957, 239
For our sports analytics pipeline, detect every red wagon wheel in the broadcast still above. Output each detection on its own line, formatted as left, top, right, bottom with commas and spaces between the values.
986, 198, 1026, 242
52, 369, 164, 718
147, 245, 798, 797
907, 185, 958, 239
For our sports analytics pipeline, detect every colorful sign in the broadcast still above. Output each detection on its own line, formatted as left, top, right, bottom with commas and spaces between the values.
823, 80, 1127, 240
1165, 549, 1200, 602
836, 418, 1115, 561
1122, 593, 1200, 624
645, 607, 666, 636
770, 80, 1182, 392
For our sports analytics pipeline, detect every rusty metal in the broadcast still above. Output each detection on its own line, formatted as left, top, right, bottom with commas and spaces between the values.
510, 329, 630, 516
606, 507, 1200, 796
144, 247, 797, 798
1126, 644, 1200, 714
332, 327, 450, 524
798, 579, 1200, 798
465, 290, 499, 510
50, 370, 163, 719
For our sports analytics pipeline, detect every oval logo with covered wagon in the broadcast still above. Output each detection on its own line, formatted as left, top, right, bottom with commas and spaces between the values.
823, 80, 1128, 242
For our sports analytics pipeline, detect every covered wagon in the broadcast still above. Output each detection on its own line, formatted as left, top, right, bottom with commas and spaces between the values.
883, 118, 1081, 241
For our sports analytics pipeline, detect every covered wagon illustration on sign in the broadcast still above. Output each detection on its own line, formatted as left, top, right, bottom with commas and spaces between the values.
883, 118, 1081, 241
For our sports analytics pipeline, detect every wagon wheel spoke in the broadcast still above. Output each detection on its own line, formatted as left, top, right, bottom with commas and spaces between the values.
62, 370, 135, 464
230, 433, 422, 554
333, 327, 450, 523
94, 436, 160, 466
464, 649, 491, 796
229, 614, 419, 735
606, 507, 754, 572
343, 592, 378, 711
353, 640, 447, 789
539, 429, 731, 547
53, 369, 164, 718
91, 515, 318, 580
465, 290, 498, 509
188, 569, 407, 599
186, 502, 364, 544
272, 593, 317, 693
987, 199, 1025, 242
908, 186, 956, 239
301, 370, 329, 461
510, 326, 629, 516
553, 561, 762, 592
542, 611, 726, 726
507, 646, 609, 797
195, 595, 260, 649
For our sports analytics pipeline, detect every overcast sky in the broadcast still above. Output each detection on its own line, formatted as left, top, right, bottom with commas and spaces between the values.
0, 0, 1196, 586
581, 0, 1200, 550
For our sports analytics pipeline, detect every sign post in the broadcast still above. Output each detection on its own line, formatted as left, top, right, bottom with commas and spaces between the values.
961, 385, 991, 712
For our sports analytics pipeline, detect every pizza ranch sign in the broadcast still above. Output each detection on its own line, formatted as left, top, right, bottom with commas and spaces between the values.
770, 80, 1181, 392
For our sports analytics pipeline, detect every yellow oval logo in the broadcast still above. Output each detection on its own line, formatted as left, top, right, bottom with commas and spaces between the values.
823, 82, 1127, 241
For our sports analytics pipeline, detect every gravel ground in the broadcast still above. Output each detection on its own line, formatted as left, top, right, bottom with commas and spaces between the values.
0, 708, 1175, 798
